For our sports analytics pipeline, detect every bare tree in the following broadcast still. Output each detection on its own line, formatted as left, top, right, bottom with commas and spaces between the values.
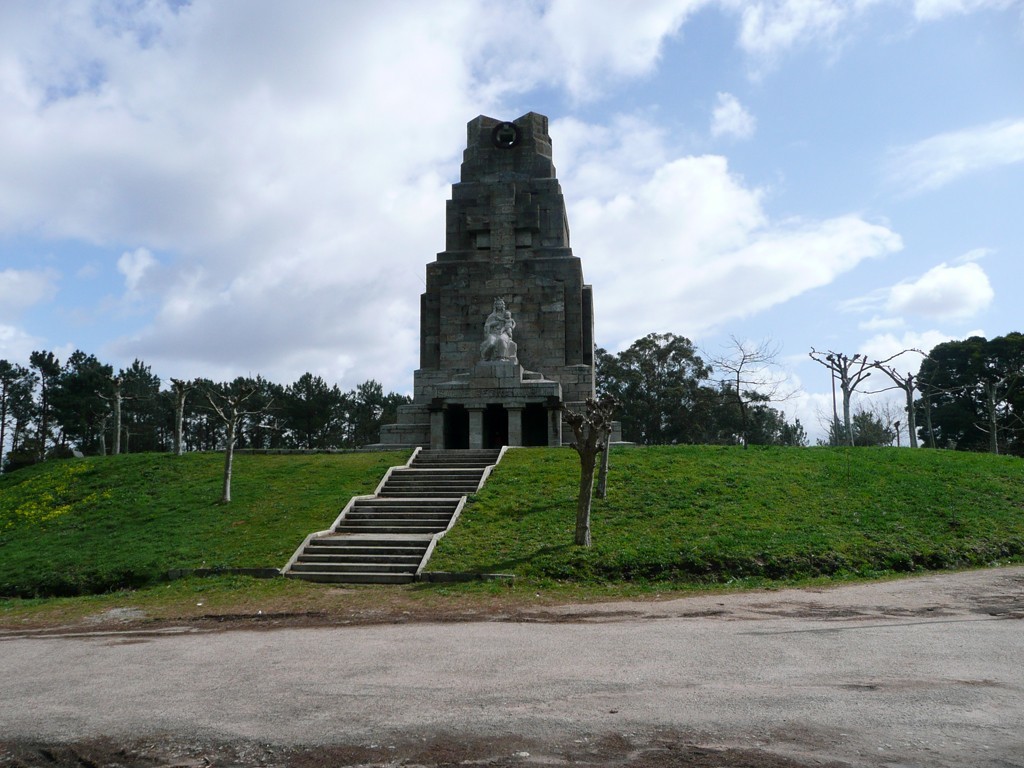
97, 375, 132, 456
564, 396, 617, 547
809, 349, 875, 447
169, 378, 192, 456
206, 381, 269, 504
867, 350, 926, 448
711, 336, 796, 447
596, 436, 611, 499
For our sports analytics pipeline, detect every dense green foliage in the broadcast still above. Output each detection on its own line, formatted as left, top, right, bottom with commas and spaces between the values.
430, 446, 1024, 583
0, 451, 407, 597
917, 332, 1024, 455
0, 347, 411, 470
596, 333, 805, 446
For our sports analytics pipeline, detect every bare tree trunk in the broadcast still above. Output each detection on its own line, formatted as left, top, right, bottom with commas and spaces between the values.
596, 437, 611, 499
842, 386, 854, 446
904, 386, 918, 448
0, 397, 7, 471
221, 420, 236, 504
565, 396, 617, 548
984, 382, 999, 455
575, 449, 596, 546
175, 402, 185, 455
924, 392, 936, 448
206, 383, 265, 504
112, 389, 122, 456
98, 416, 107, 456
171, 382, 188, 456
738, 399, 749, 448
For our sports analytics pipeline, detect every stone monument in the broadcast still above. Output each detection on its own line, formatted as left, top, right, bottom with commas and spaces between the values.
377, 112, 596, 449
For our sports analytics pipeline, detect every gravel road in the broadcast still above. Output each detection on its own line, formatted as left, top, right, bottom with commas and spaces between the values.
2, 567, 1022, 767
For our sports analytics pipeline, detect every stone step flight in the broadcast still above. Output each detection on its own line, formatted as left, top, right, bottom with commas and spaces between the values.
282, 448, 504, 584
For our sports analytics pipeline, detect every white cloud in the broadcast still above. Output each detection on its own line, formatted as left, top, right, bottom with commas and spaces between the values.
887, 262, 993, 319
0, 322, 43, 362
560, 117, 902, 350
0, 1, 1011, 397
859, 315, 906, 331
117, 247, 156, 295
912, 0, 1019, 21
0, 3, 491, 387
843, 256, 995, 323
724, 0, 1022, 71
540, 0, 706, 100
0, 268, 59, 321
732, 0, 850, 62
954, 247, 993, 264
0, 2, 733, 388
710, 92, 757, 139
887, 118, 1024, 194
859, 330, 956, 367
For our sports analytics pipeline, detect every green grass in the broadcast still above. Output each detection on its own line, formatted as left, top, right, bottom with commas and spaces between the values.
0, 451, 407, 597
428, 445, 1024, 584
2, 446, 1023, 602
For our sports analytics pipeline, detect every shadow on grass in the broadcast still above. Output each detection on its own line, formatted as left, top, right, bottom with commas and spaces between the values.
443, 543, 577, 575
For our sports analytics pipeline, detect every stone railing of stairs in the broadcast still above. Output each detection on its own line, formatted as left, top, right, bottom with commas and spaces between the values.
281, 447, 505, 584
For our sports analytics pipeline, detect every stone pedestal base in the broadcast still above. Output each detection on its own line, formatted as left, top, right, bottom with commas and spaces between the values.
375, 361, 566, 450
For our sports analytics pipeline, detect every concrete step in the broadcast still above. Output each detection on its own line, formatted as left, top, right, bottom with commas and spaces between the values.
285, 571, 416, 585
416, 449, 500, 457
355, 499, 460, 509
290, 562, 416, 575
380, 479, 482, 487
375, 491, 473, 499
378, 488, 479, 495
383, 479, 482, 484
341, 519, 451, 529
299, 552, 424, 565
285, 448, 502, 586
345, 511, 453, 521
378, 487, 479, 496
411, 462, 495, 468
410, 451, 499, 469
307, 537, 431, 550
335, 525, 446, 535
392, 465, 488, 472
380, 487, 483, 493
383, 474, 483, 482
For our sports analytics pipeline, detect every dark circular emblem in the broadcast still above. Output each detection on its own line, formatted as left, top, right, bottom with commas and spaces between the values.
491, 121, 521, 149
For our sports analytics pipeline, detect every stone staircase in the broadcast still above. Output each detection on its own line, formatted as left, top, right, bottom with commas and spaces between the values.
283, 448, 503, 584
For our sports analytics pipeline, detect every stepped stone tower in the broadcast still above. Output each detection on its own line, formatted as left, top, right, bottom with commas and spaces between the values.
377, 112, 595, 449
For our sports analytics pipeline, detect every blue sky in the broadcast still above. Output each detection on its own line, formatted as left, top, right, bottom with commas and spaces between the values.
1, 0, 1022, 443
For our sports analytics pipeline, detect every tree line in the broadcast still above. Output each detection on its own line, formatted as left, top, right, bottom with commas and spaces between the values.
0, 350, 410, 472
811, 332, 1024, 455
596, 333, 807, 447
2, 330, 1019, 468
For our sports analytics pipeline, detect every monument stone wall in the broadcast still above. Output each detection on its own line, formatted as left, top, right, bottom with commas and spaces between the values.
377, 112, 596, 449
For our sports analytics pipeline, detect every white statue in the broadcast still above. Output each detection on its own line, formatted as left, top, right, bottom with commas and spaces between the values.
480, 297, 518, 362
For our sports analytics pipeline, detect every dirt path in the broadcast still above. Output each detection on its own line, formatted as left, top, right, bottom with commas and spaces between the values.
2, 567, 1023, 768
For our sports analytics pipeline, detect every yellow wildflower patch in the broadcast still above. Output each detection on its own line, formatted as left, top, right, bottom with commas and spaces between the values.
0, 462, 110, 531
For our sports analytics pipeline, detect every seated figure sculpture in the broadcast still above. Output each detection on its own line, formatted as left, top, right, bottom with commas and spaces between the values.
480, 297, 518, 362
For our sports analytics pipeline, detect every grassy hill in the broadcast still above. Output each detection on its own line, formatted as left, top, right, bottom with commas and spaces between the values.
430, 446, 1024, 584
0, 451, 407, 597
1, 446, 1023, 598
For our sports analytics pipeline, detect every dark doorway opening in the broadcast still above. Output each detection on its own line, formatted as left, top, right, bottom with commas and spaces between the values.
523, 403, 549, 446
444, 405, 469, 449
483, 404, 508, 449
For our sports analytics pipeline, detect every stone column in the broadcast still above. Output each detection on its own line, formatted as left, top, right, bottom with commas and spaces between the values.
506, 406, 523, 447
429, 409, 445, 450
468, 407, 485, 450
548, 406, 562, 446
